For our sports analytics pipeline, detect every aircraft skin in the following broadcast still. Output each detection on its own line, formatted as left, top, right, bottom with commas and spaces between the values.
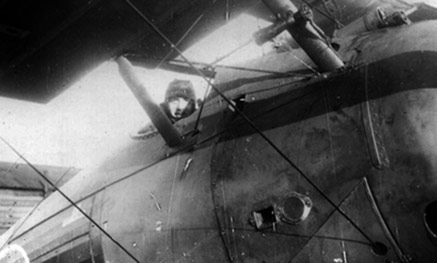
1, 1, 437, 263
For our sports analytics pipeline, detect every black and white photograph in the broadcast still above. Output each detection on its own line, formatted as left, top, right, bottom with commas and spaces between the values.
0, 0, 436, 262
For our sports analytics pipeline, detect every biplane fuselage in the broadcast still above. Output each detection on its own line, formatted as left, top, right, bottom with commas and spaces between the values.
1, 2, 437, 263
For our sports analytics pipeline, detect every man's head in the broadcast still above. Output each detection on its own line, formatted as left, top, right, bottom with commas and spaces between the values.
165, 79, 196, 121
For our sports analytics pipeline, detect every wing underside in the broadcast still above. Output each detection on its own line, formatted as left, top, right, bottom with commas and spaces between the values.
0, 0, 257, 103
0, 0, 424, 103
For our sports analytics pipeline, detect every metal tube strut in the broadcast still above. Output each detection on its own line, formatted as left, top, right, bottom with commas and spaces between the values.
262, 0, 344, 72
116, 56, 183, 147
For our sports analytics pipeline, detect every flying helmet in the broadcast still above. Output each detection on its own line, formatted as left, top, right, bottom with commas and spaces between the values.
165, 79, 195, 102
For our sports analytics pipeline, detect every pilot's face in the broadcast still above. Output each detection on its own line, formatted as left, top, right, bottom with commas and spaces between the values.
168, 97, 190, 120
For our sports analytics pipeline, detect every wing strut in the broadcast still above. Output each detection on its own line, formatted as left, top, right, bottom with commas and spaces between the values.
116, 57, 184, 147
258, 0, 344, 72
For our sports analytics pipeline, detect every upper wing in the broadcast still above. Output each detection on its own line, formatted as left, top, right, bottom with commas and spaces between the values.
0, 0, 259, 103
0, 0, 421, 103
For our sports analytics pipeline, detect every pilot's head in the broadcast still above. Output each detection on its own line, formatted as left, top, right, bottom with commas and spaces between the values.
165, 79, 196, 122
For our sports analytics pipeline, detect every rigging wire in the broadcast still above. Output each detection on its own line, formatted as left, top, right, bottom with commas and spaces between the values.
208, 39, 253, 67
0, 137, 141, 263
213, 64, 310, 77
123, 0, 376, 246
172, 58, 311, 77
283, 45, 319, 74
156, 14, 205, 69
0, 157, 20, 178
53, 166, 73, 189
193, 81, 212, 133
300, 0, 344, 28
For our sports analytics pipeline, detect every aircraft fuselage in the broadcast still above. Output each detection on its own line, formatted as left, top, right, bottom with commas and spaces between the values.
2, 18, 437, 263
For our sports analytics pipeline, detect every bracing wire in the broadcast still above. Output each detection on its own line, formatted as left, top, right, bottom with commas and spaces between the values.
283, 45, 319, 74
300, 0, 344, 28
123, 0, 376, 246
156, 14, 205, 69
208, 39, 253, 67
0, 137, 141, 263
172, 59, 310, 77
194, 81, 212, 133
